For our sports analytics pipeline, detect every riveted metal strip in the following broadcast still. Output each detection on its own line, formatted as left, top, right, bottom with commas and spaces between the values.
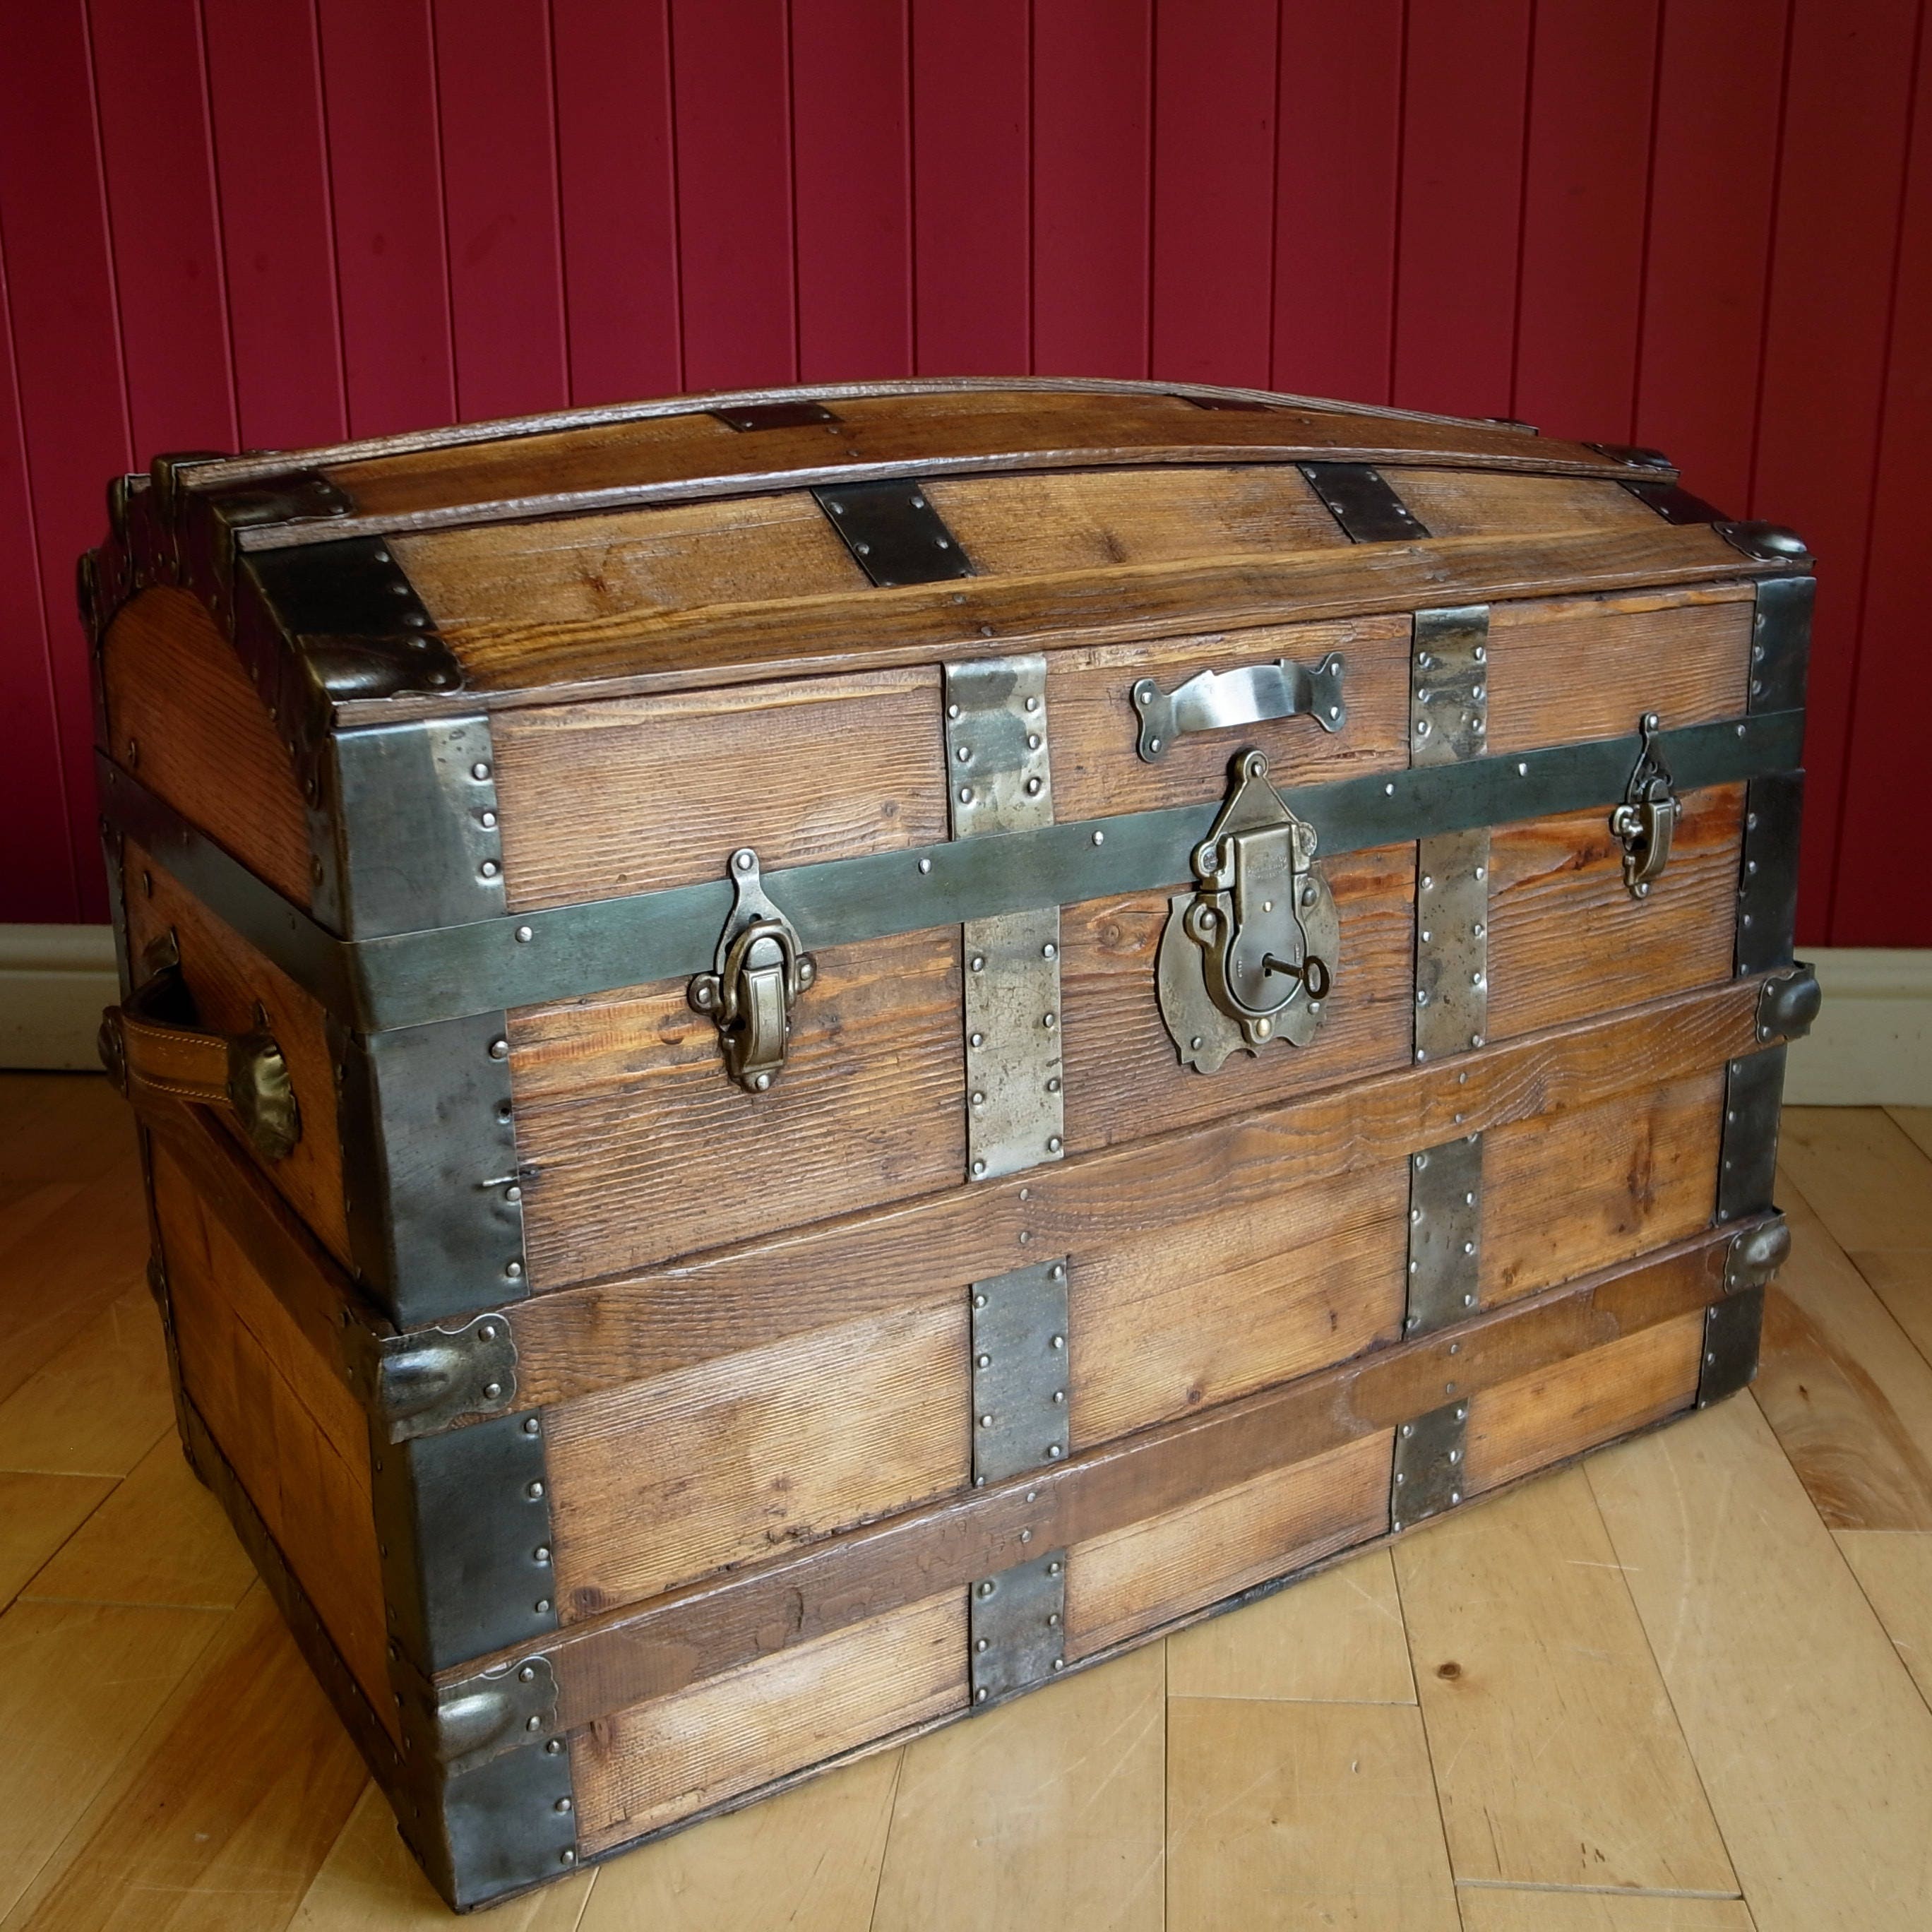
371, 1406, 559, 1674
813, 477, 973, 586
1406, 1134, 1484, 1336
1298, 461, 1431, 542
1748, 576, 1814, 716
971, 1258, 1072, 1486
1412, 607, 1491, 1066
970, 1549, 1068, 1706
712, 399, 837, 431
1717, 1046, 1785, 1224
1736, 773, 1803, 977
948, 656, 1066, 1181
1390, 1397, 1468, 1532
1698, 1285, 1765, 1408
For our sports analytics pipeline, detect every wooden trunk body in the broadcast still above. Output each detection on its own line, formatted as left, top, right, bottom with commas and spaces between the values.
81, 378, 1815, 1910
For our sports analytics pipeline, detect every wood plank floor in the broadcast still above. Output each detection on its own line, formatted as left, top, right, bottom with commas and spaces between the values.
4, 1076, 1930, 1928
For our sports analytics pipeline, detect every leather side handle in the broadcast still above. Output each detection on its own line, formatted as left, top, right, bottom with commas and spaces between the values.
100, 937, 302, 1163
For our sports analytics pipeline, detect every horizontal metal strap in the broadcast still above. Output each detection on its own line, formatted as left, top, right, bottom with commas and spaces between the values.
101, 710, 1804, 1034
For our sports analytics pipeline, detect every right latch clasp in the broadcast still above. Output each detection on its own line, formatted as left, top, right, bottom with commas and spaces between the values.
1610, 712, 1679, 899
688, 848, 816, 1094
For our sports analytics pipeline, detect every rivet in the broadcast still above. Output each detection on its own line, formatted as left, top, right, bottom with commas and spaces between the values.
1046, 1076, 1062, 1092
1025, 775, 1044, 795
1027, 734, 1042, 750
556, 1798, 573, 1814
1149, 737, 1163, 753
970, 1031, 984, 1047
515, 924, 534, 942
1042, 1012, 1056, 1030
972, 1091, 986, 1107
1190, 1035, 1204, 1051
973, 1293, 988, 1308
1385, 781, 1395, 795
948, 703, 960, 719
971, 954, 986, 972
957, 744, 972, 763
1051, 1657, 1065, 1671
519, 1665, 537, 1683
1046, 1135, 1063, 1152
1474, 864, 1486, 881
535, 1544, 550, 1562
506, 1259, 524, 1279
483, 1380, 503, 1399
489, 1037, 509, 1059
1046, 1444, 1064, 1459
919, 857, 932, 873
560, 1849, 576, 1865
1048, 1561, 1063, 1575
1450, 1490, 1462, 1505
471, 761, 491, 780
976, 1352, 991, 1368
975, 1686, 989, 1703
1051, 1333, 1066, 1349
1020, 1527, 1033, 1542
479, 1321, 499, 1340
1400, 1423, 1413, 1438
1025, 696, 1039, 712
1042, 941, 1057, 959
977, 1580, 996, 1597
958, 786, 974, 804
1091, 829, 1104, 846
527, 1479, 544, 1498
1050, 1263, 1066, 1281
979, 1413, 994, 1429
546, 1739, 564, 1755
1471, 1033, 1484, 1048
972, 1159, 987, 1176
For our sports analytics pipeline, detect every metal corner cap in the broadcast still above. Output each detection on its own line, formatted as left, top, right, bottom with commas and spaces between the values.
1757, 963, 1822, 1044
1719, 521, 1813, 568
1726, 1215, 1791, 1290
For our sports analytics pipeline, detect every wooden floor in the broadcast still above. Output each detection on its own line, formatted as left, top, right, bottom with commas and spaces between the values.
4, 1078, 1932, 1928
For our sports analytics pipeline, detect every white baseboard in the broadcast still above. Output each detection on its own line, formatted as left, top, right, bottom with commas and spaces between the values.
1783, 948, 1932, 1107
3, 924, 1926, 1103
0, 924, 118, 1071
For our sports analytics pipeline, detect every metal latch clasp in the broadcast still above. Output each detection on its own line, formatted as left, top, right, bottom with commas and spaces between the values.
688, 848, 816, 1093
1610, 712, 1678, 899
1157, 749, 1340, 1073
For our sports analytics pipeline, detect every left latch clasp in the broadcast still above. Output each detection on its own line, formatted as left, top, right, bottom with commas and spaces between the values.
688, 848, 816, 1094
1610, 712, 1678, 900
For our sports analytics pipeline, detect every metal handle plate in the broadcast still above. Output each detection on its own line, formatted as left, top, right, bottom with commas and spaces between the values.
688, 849, 816, 1093
1131, 653, 1346, 763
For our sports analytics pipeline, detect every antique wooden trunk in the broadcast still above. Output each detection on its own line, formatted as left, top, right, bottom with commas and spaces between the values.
83, 378, 1816, 1909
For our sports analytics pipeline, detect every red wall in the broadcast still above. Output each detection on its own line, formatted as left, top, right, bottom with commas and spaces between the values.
2, 0, 1926, 944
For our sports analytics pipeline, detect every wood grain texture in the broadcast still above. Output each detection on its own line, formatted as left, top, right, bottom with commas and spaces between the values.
0, 1472, 115, 1609
402, 521, 1760, 701
0, 1598, 226, 1921
1395, 468, 1667, 541
1166, 1698, 1460, 1931
1397, 1467, 1734, 1892
1778, 1106, 1932, 1251
123, 843, 351, 1264
1486, 784, 1745, 1044
0, 1284, 172, 1479
1589, 1394, 1932, 1932
492, 665, 946, 910
1457, 1895, 1754, 1931
870, 1643, 1165, 1932
100, 588, 313, 907
153, 1151, 390, 1729
1060, 845, 1416, 1156
1484, 584, 1753, 754
1463, 1308, 1707, 1497
1044, 614, 1411, 826
1835, 1530, 1932, 1707
1481, 1070, 1723, 1308
505, 975, 1771, 1409
1853, 1251, 1932, 1381
511, 924, 962, 1284
1165, 1544, 1414, 1704
1065, 1431, 1390, 1660
547, 1299, 967, 1619
574, 1590, 962, 1852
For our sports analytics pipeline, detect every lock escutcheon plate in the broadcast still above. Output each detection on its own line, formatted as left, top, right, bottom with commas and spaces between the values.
1157, 749, 1339, 1073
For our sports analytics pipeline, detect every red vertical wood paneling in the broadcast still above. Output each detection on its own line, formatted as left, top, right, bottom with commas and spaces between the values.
316, 0, 458, 437
87, 0, 237, 460
0, 1, 133, 923
1752, 0, 1921, 943
1633, 0, 1789, 511
793, 0, 914, 382
0, 242, 80, 921
1511, 0, 1661, 439
1150, 0, 1279, 386
203, 0, 348, 452
1271, 1, 1404, 402
1392, 0, 1533, 417
1830, 11, 1932, 946
434, 0, 570, 421
669, 0, 795, 393
1032, 0, 1151, 379
912, 0, 1030, 376
553, 0, 682, 404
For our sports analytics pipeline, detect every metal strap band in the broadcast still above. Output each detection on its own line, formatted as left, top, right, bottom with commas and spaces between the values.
1717, 1046, 1785, 1223
1391, 1396, 1468, 1532
1299, 461, 1431, 542
948, 657, 1066, 1180
1406, 1134, 1484, 1335
1698, 1286, 1765, 1408
970, 1549, 1068, 1705
712, 399, 838, 431
970, 1258, 1071, 1485
97, 708, 1806, 1037
813, 478, 973, 587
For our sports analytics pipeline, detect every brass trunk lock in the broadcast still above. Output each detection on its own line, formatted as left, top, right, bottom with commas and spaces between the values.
688, 848, 816, 1093
1611, 713, 1679, 898
1157, 749, 1340, 1073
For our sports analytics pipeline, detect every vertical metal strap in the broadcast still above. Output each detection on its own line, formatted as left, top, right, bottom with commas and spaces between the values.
946, 657, 1066, 1180
970, 1258, 1072, 1485
1406, 1133, 1484, 1335
1698, 1286, 1765, 1408
1412, 608, 1491, 1065
970, 1549, 1068, 1705
1390, 1396, 1468, 1532
1717, 1046, 1786, 1223
1736, 576, 1812, 977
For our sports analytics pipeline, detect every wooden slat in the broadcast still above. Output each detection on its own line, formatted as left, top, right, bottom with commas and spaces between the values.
869, 1644, 1165, 1932
1777, 1106, 1932, 1251
1166, 1698, 1461, 1930
1588, 1393, 1932, 1932
1486, 783, 1745, 1045
1397, 1466, 1734, 1892
1835, 1530, 1932, 1706
100, 588, 313, 908
1066, 1431, 1390, 1661
1397, 470, 1663, 539
573, 1590, 962, 1853
1854, 1250, 1932, 1378
1481, 1069, 1723, 1308
512, 924, 962, 1285
1166, 1546, 1413, 1703
547, 1299, 967, 1618
1458, 1894, 1754, 1931
400, 520, 1760, 703
513, 1229, 1740, 1731
0, 1472, 115, 1610
493, 664, 946, 911
506, 976, 1770, 1408
0, 1284, 172, 1479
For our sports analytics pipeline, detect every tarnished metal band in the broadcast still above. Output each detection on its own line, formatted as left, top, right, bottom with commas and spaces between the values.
970, 1548, 1068, 1705
1698, 1286, 1765, 1408
1717, 1046, 1786, 1224
970, 1258, 1072, 1485
1406, 1134, 1484, 1335
97, 709, 1806, 1037
1390, 1396, 1468, 1532
948, 657, 1066, 1181
1299, 462, 1431, 542
813, 478, 972, 587
1736, 773, 1803, 977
